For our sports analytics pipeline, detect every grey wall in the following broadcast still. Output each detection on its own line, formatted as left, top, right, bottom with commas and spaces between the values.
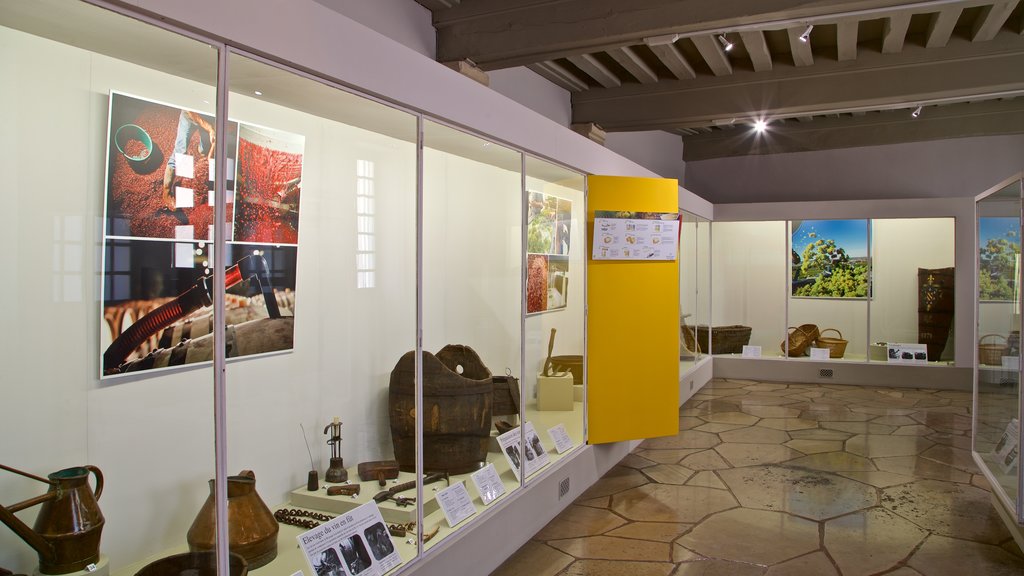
313, 0, 435, 57
489, 67, 572, 127
686, 134, 1024, 203
605, 130, 686, 182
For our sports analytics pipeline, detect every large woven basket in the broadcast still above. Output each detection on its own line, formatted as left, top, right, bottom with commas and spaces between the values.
978, 334, 1006, 366
815, 328, 848, 358
683, 324, 752, 354
782, 324, 820, 357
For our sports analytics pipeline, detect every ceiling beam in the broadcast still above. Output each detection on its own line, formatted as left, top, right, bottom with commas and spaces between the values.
566, 53, 621, 88
925, 7, 964, 47
649, 42, 696, 80
971, 1, 1020, 41
692, 34, 733, 76
607, 46, 659, 83
837, 19, 859, 60
681, 98, 1024, 160
527, 61, 588, 92
431, 0, 995, 69
572, 35, 1024, 130
739, 30, 773, 71
787, 25, 815, 66
882, 12, 912, 53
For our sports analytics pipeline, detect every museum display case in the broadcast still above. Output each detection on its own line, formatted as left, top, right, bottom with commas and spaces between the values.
680, 213, 710, 372
711, 218, 955, 363
974, 174, 1024, 530
0, 2, 598, 575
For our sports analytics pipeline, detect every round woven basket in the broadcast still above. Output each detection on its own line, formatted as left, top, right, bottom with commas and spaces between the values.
815, 328, 848, 358
782, 324, 819, 357
978, 334, 1006, 366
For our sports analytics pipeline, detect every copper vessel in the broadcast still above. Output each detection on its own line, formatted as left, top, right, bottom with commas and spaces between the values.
0, 464, 105, 575
186, 470, 278, 569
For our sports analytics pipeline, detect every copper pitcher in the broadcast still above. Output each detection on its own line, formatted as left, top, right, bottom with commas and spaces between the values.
186, 470, 278, 570
0, 464, 104, 575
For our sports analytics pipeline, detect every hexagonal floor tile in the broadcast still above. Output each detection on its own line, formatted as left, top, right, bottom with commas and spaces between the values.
739, 405, 804, 418
822, 421, 897, 435
680, 449, 733, 471
491, 541, 572, 576
557, 559, 676, 576
702, 411, 761, 426
719, 425, 791, 445
606, 522, 694, 542
765, 552, 838, 576
534, 504, 628, 540
610, 484, 738, 523
893, 425, 935, 436
873, 456, 971, 483
642, 430, 721, 450
919, 444, 979, 473
686, 471, 728, 490
835, 470, 915, 488
677, 508, 819, 565
636, 448, 704, 464
789, 428, 854, 441
845, 434, 934, 458
643, 464, 696, 485
881, 480, 1013, 543
908, 535, 1024, 576
579, 466, 649, 499
786, 451, 876, 473
758, 418, 819, 431
695, 422, 749, 433
824, 508, 927, 576
673, 559, 766, 576
784, 439, 843, 454
716, 443, 802, 467
548, 535, 671, 562
718, 465, 877, 520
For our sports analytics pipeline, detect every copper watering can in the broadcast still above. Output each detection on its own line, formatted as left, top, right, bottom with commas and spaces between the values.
0, 464, 105, 575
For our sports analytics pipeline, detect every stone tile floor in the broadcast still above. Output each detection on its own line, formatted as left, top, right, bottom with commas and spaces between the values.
490, 379, 1024, 576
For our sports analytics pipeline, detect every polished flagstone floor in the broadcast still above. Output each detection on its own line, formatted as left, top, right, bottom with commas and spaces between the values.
490, 379, 1024, 576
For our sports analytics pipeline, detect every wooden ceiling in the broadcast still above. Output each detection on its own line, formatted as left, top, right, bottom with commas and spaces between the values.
415, 0, 1024, 160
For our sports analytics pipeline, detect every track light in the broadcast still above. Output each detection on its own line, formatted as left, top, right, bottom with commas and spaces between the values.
753, 119, 768, 133
911, 105, 923, 118
799, 24, 813, 42
643, 33, 681, 46
717, 34, 734, 52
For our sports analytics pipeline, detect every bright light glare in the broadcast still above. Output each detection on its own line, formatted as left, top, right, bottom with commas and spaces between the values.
753, 120, 768, 132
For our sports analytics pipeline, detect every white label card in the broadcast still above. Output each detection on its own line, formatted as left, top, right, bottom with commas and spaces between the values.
741, 345, 762, 358
523, 422, 551, 477
436, 482, 477, 528
296, 501, 401, 576
809, 347, 831, 360
175, 186, 194, 209
470, 463, 506, 505
290, 572, 303, 576
174, 152, 194, 179
1002, 356, 1020, 370
547, 424, 575, 454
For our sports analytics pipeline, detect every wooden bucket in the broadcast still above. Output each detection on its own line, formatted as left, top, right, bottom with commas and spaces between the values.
389, 344, 493, 474
549, 355, 583, 386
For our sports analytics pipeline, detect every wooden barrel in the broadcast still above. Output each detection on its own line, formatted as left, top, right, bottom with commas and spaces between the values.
918, 267, 954, 360
389, 345, 493, 474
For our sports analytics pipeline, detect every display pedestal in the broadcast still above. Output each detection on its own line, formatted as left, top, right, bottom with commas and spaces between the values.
289, 471, 440, 524
538, 372, 574, 410
34, 556, 109, 576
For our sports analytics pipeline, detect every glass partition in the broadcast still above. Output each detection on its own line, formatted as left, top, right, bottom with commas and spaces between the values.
422, 120, 524, 546
870, 218, 955, 364
711, 221, 787, 357
975, 177, 1023, 521
696, 217, 712, 358
0, 2, 219, 574
789, 219, 869, 361
524, 156, 586, 469
680, 213, 700, 370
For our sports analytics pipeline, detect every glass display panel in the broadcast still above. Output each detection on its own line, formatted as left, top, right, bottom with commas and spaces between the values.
422, 120, 523, 545
680, 213, 700, 370
696, 217, 712, 358
220, 53, 419, 574
789, 220, 868, 361
0, 2, 219, 574
524, 156, 586, 471
711, 221, 787, 357
975, 179, 1022, 514
870, 218, 955, 364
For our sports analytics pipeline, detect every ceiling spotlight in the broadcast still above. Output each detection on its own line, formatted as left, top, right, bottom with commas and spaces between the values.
911, 105, 923, 118
753, 119, 768, 133
643, 33, 681, 46
799, 24, 813, 42
717, 34, 734, 52
254, 90, 263, 96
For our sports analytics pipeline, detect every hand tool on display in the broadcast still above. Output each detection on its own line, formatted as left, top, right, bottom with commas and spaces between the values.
300, 423, 318, 491
372, 472, 448, 506
358, 460, 399, 486
326, 484, 360, 496
323, 417, 348, 483
542, 328, 556, 376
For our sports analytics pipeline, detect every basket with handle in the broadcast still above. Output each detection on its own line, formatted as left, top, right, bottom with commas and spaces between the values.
781, 324, 819, 357
815, 328, 848, 358
978, 334, 1007, 366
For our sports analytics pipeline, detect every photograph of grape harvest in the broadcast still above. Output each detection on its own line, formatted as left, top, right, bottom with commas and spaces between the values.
791, 219, 869, 298
978, 217, 1020, 301
526, 191, 572, 313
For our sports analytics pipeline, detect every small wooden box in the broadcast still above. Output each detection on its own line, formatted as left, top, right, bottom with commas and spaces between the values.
538, 372, 574, 411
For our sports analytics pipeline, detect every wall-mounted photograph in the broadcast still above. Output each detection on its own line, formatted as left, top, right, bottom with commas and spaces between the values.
978, 217, 1021, 301
791, 219, 869, 298
527, 191, 572, 313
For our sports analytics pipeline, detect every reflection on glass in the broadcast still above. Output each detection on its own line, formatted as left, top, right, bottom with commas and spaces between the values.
696, 218, 712, 357
524, 155, 586, 477
680, 213, 699, 369
711, 221, 787, 356
975, 179, 1022, 516
423, 120, 523, 547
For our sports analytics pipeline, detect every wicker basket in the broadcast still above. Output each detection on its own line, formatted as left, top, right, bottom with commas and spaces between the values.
978, 334, 1006, 366
782, 324, 820, 357
683, 324, 752, 354
815, 328, 848, 358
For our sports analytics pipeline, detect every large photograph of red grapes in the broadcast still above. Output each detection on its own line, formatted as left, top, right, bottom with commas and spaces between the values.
102, 92, 303, 378
526, 190, 571, 314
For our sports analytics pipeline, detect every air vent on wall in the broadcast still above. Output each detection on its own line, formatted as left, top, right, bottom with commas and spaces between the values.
819, 369, 834, 379
558, 477, 571, 500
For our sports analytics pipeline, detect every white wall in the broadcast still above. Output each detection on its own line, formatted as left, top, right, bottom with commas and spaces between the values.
489, 67, 572, 127
605, 130, 685, 183
312, 0, 435, 58
687, 135, 1024, 204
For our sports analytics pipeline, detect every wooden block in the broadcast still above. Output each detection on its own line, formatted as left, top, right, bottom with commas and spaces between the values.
538, 372, 574, 411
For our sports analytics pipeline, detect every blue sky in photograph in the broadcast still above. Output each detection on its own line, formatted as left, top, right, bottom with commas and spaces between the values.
979, 217, 1020, 246
791, 219, 868, 257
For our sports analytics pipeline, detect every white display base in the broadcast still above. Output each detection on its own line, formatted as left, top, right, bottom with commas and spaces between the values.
537, 372, 574, 410
34, 556, 109, 576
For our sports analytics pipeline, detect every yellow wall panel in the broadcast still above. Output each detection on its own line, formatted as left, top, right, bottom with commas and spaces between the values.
587, 175, 680, 444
